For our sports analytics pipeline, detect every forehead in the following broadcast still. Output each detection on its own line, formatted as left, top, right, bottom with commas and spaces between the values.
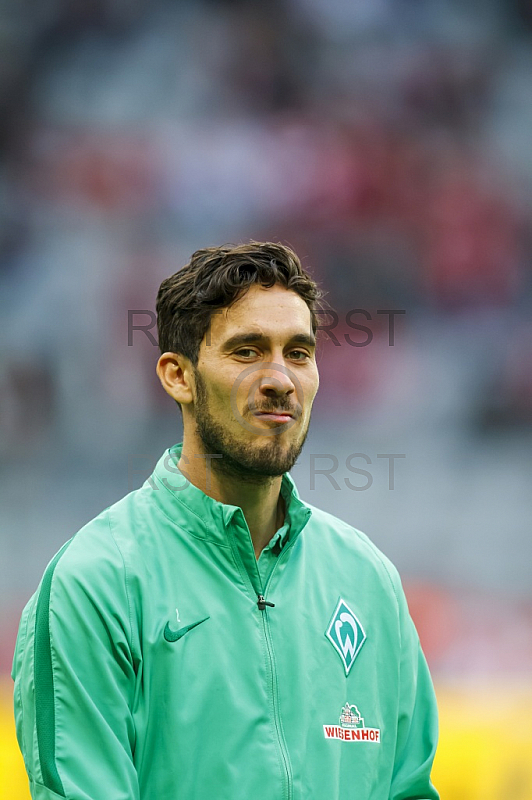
208, 284, 313, 344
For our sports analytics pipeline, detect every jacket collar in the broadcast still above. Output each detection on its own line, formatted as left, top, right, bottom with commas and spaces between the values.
148, 442, 312, 550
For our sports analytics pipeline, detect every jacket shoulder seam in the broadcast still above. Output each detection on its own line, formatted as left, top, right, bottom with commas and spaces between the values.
34, 541, 73, 797
309, 506, 402, 610
351, 527, 401, 608
106, 510, 137, 653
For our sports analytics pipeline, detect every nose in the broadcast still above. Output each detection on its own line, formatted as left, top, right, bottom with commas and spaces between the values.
257, 365, 295, 399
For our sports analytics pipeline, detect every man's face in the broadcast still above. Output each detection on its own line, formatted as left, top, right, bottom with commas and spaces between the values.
190, 283, 319, 481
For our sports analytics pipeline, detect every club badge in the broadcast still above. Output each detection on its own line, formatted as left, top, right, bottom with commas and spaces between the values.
325, 597, 366, 675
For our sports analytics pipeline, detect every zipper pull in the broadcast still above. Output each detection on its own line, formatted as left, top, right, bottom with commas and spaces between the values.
257, 594, 275, 611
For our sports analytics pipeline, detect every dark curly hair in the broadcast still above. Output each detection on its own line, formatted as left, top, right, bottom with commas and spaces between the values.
156, 241, 323, 366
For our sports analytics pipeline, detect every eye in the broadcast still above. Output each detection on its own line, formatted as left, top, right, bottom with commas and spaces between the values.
235, 348, 258, 358
288, 350, 310, 361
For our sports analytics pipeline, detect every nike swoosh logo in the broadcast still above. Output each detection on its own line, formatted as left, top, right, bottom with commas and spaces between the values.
164, 616, 210, 643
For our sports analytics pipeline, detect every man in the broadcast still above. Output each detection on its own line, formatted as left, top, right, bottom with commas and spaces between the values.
12, 241, 439, 799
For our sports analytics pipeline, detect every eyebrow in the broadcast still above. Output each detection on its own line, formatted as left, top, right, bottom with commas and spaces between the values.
221, 331, 317, 350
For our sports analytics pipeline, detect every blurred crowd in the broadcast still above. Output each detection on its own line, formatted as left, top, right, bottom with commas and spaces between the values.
1, 0, 532, 461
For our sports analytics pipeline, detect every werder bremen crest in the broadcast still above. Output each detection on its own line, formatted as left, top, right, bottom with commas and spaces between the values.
325, 598, 366, 675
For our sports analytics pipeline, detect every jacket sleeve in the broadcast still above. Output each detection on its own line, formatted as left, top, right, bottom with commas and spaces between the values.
12, 527, 141, 800
389, 575, 440, 800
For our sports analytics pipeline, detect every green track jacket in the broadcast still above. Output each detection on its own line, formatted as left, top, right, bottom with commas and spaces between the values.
13, 443, 439, 800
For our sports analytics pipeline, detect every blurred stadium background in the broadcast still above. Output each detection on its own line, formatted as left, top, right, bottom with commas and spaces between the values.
1, 0, 532, 796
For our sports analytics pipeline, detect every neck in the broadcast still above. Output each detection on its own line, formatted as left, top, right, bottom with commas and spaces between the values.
178, 441, 286, 559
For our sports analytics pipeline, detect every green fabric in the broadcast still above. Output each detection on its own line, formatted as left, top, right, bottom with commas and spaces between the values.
33, 542, 72, 798
13, 442, 439, 800
256, 520, 290, 589
28, 778, 69, 799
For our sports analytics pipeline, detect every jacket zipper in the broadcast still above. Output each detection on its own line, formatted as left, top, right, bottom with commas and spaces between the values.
231, 533, 295, 800
256, 542, 298, 800
259, 598, 293, 800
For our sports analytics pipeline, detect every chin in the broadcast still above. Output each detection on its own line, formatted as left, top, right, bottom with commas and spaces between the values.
245, 437, 303, 474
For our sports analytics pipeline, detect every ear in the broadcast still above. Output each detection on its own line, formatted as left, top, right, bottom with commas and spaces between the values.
156, 352, 194, 406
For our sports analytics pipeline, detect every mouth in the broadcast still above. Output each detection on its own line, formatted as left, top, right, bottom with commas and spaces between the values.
255, 411, 293, 422
252, 410, 296, 424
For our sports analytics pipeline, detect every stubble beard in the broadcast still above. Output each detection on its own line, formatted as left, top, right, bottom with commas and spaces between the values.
193, 368, 310, 484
